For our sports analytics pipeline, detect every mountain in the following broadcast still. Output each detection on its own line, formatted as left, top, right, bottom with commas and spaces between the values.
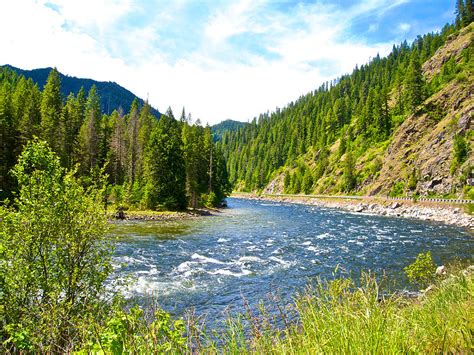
211, 119, 248, 139
1, 65, 160, 117
219, 22, 473, 199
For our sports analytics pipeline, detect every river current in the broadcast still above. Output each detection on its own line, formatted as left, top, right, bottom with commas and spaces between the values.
111, 197, 473, 325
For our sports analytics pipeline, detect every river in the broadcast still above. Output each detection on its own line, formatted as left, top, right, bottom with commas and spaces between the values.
110, 197, 473, 326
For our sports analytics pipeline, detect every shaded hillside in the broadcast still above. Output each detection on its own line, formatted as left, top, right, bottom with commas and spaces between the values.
220, 20, 473, 199
1, 65, 160, 117
211, 119, 248, 139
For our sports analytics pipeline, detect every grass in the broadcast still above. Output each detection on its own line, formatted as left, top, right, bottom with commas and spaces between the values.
73, 266, 472, 354
197, 268, 472, 354
4, 264, 471, 353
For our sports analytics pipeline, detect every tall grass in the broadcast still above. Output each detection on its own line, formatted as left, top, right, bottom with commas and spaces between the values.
4, 267, 471, 353
194, 268, 473, 354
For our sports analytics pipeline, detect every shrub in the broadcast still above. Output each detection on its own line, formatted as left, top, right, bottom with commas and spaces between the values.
404, 251, 436, 287
389, 181, 405, 197
0, 140, 112, 352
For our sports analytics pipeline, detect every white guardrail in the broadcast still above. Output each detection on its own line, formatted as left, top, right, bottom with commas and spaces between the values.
257, 193, 474, 204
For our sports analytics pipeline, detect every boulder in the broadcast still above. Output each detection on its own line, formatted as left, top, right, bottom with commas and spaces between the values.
435, 265, 446, 276
390, 202, 402, 209
115, 208, 126, 220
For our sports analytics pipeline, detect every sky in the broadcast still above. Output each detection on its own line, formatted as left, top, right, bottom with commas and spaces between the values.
1, 0, 455, 125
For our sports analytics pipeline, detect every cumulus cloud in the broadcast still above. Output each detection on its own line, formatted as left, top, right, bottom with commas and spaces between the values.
1, 0, 420, 124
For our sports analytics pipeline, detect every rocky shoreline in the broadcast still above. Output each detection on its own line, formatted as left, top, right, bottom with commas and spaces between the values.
236, 194, 474, 231
108, 208, 216, 222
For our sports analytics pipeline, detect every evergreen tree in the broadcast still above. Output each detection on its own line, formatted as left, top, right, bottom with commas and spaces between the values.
0, 81, 14, 199
456, 0, 466, 28
465, 0, 473, 25
18, 81, 41, 146
40, 68, 63, 154
302, 169, 314, 194
76, 85, 101, 173
405, 51, 424, 113
108, 110, 127, 184
61, 92, 83, 167
127, 98, 140, 184
182, 123, 204, 208
144, 108, 187, 210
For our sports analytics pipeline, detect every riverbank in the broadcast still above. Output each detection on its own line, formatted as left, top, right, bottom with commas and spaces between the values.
233, 193, 474, 230
107, 208, 217, 222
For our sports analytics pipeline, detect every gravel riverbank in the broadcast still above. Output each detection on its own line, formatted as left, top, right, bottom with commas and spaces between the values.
235, 194, 474, 231
108, 208, 216, 222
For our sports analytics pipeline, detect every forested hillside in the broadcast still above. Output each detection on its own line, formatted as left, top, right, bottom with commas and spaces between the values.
0, 67, 230, 209
1, 65, 161, 118
212, 119, 249, 140
220, 6, 473, 199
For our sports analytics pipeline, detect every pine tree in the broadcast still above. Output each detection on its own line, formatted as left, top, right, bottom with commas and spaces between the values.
144, 108, 187, 210
0, 81, 14, 198
182, 123, 203, 208
40, 68, 62, 154
62, 93, 83, 167
302, 169, 314, 194
136, 101, 153, 181
108, 110, 127, 185
18, 81, 41, 146
405, 51, 424, 114
465, 0, 473, 25
126, 99, 140, 185
76, 85, 101, 173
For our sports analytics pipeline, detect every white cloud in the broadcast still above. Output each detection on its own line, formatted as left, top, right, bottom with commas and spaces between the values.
397, 22, 412, 33
1, 0, 409, 124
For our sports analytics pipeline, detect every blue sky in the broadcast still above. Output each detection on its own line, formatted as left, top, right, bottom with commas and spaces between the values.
1, 0, 455, 124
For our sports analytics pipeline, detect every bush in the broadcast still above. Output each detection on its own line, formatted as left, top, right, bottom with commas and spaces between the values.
389, 181, 405, 197
450, 134, 469, 175
404, 251, 436, 287
0, 140, 112, 352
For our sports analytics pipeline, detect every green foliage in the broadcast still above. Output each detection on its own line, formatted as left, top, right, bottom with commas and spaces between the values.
405, 51, 425, 114
144, 109, 187, 210
407, 168, 418, 191
0, 67, 230, 210
450, 134, 469, 174
302, 169, 314, 194
87, 305, 187, 353
341, 150, 356, 192
0, 140, 112, 352
404, 251, 437, 287
40, 68, 62, 153
389, 181, 405, 197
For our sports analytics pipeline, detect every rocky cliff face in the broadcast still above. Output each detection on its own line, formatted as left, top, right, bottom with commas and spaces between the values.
369, 79, 472, 196
369, 25, 473, 197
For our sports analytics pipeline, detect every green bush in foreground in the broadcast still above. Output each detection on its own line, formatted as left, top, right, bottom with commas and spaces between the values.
404, 251, 437, 287
0, 140, 112, 352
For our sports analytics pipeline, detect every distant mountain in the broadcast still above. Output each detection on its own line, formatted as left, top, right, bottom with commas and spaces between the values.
212, 119, 248, 139
2, 65, 160, 117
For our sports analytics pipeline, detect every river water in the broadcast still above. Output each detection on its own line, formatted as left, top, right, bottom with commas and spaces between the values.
110, 197, 473, 325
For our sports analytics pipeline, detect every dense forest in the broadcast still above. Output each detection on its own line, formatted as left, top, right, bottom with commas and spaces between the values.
220, 1, 473, 198
0, 68, 230, 210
